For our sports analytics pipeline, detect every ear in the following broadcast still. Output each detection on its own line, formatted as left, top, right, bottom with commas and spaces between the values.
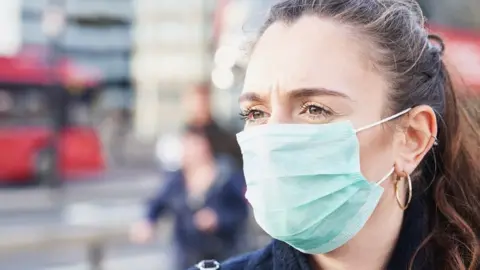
394, 105, 438, 175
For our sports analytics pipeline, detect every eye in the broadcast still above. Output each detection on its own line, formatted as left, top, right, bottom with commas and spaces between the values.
239, 109, 267, 123
307, 105, 324, 115
300, 102, 334, 120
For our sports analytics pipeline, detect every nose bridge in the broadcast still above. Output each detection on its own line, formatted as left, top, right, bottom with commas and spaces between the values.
269, 107, 292, 124
268, 88, 292, 124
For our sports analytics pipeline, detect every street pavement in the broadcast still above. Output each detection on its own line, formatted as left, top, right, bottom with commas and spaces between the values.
1, 242, 173, 270
0, 168, 175, 270
0, 168, 161, 213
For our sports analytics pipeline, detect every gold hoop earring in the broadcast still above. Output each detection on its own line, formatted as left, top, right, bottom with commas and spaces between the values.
394, 174, 412, 210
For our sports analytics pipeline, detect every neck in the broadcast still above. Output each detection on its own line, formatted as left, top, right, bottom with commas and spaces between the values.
311, 196, 404, 270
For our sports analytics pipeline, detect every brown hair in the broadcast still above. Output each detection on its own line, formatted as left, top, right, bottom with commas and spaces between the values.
258, 0, 480, 269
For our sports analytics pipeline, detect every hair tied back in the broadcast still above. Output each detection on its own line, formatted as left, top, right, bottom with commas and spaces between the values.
427, 34, 445, 56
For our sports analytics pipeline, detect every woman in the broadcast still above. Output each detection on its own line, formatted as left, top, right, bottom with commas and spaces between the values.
192, 0, 480, 269
130, 128, 248, 270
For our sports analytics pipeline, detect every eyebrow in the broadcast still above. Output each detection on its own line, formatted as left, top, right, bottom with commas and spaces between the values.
238, 87, 351, 103
289, 88, 351, 100
238, 92, 264, 103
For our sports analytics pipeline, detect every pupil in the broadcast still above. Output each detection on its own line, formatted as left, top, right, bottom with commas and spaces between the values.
309, 106, 319, 114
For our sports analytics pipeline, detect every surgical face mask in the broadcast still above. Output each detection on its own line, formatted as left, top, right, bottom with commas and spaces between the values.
236, 109, 411, 254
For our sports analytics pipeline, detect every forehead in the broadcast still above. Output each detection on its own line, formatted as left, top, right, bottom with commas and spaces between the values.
243, 16, 386, 101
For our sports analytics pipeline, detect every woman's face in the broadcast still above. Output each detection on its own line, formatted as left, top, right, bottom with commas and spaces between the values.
240, 15, 405, 248
241, 16, 397, 185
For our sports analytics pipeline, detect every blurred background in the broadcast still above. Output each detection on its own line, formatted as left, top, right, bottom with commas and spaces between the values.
0, 0, 478, 269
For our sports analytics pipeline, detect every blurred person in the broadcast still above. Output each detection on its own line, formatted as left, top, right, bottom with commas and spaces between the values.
130, 127, 248, 270
183, 82, 243, 168
191, 0, 480, 270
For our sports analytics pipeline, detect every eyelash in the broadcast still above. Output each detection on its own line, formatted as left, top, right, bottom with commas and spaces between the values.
239, 109, 265, 122
239, 103, 334, 123
300, 102, 334, 120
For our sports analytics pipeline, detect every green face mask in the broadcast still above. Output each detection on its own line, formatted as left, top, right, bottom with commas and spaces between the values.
236, 109, 411, 254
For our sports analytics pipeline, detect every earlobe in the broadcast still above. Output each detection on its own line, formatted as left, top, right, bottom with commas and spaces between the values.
394, 163, 407, 178
396, 105, 437, 175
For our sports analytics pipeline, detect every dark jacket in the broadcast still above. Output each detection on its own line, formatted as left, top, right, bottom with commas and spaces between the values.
189, 185, 434, 270
147, 157, 248, 253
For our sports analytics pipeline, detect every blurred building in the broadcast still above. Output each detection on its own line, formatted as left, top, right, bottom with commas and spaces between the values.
17, 0, 240, 143
21, 0, 134, 115
132, 0, 215, 141
19, 0, 139, 167
0, 0, 220, 168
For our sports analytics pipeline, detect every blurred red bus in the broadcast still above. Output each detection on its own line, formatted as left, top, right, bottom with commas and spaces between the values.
0, 46, 105, 185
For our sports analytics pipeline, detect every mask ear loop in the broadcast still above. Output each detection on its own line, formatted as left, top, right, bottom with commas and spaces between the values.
376, 167, 395, 186
355, 108, 412, 133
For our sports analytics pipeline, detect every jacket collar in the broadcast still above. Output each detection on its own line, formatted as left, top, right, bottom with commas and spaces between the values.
271, 240, 312, 270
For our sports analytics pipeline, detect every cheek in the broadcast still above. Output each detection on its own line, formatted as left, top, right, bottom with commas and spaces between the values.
357, 126, 396, 183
